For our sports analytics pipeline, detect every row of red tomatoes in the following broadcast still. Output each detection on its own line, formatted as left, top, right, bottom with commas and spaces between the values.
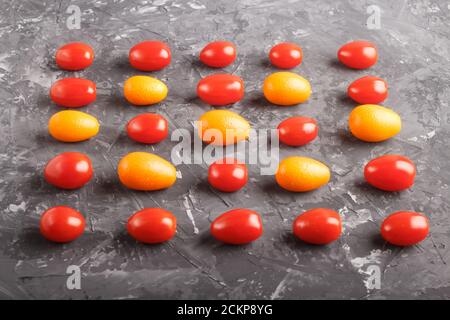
54, 40, 296, 71
44, 152, 416, 193
55, 40, 378, 71
40, 206, 429, 247
51, 40, 386, 108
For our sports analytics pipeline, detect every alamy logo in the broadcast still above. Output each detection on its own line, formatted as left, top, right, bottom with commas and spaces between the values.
66, 5, 81, 30
170, 123, 279, 175
365, 265, 381, 290
366, 5, 381, 30
66, 265, 81, 290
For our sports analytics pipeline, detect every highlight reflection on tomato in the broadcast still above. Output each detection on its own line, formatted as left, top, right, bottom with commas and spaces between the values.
348, 76, 388, 104
44, 152, 93, 189
129, 41, 171, 71
381, 211, 429, 246
127, 208, 176, 244
55, 42, 94, 71
293, 208, 342, 245
200, 41, 236, 67
211, 209, 263, 245
197, 74, 244, 105
126, 113, 168, 144
208, 158, 248, 192
40, 206, 85, 243
277, 116, 318, 146
269, 42, 303, 69
338, 41, 378, 69
50, 78, 96, 108
364, 155, 416, 191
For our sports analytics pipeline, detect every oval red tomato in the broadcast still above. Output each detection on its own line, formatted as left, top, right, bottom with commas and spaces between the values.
208, 158, 248, 192
348, 76, 388, 104
197, 74, 244, 106
200, 41, 236, 68
211, 209, 263, 245
44, 152, 93, 189
50, 78, 96, 107
293, 208, 341, 245
40, 206, 85, 243
55, 42, 94, 71
381, 211, 429, 246
364, 155, 416, 191
269, 42, 303, 69
337, 41, 378, 69
126, 113, 168, 144
127, 208, 176, 244
129, 41, 171, 71
277, 116, 318, 146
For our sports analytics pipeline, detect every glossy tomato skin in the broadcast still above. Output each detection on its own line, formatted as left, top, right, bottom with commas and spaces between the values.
364, 155, 416, 191
127, 208, 176, 244
293, 208, 342, 245
44, 152, 93, 189
126, 113, 168, 144
348, 76, 388, 104
338, 41, 378, 69
381, 211, 429, 246
197, 74, 244, 106
211, 209, 263, 245
269, 43, 303, 69
277, 117, 318, 146
55, 42, 94, 71
50, 78, 96, 107
129, 41, 171, 71
200, 41, 236, 68
40, 206, 85, 243
208, 158, 248, 192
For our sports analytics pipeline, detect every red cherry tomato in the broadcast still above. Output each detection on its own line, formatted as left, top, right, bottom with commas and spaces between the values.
127, 208, 176, 244
348, 76, 388, 104
129, 41, 171, 71
211, 209, 263, 245
364, 155, 416, 192
208, 158, 248, 192
197, 74, 244, 106
337, 41, 378, 69
277, 116, 318, 146
50, 78, 96, 107
44, 152, 93, 189
293, 208, 341, 245
55, 42, 94, 71
381, 211, 429, 246
269, 42, 303, 69
126, 113, 168, 144
40, 206, 85, 243
200, 41, 236, 68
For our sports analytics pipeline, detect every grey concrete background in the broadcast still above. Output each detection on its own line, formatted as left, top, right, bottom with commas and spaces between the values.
0, 0, 449, 300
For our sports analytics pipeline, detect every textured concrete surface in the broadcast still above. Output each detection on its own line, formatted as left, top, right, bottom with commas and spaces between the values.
0, 0, 449, 300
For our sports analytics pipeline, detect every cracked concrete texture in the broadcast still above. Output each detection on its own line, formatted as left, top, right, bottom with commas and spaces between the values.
0, 0, 449, 299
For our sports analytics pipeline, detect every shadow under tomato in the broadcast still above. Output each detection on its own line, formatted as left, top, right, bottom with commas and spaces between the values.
260, 180, 325, 201
114, 55, 135, 73
327, 59, 356, 72
26, 171, 89, 197
336, 128, 388, 150
6, 227, 106, 260
338, 92, 355, 106
190, 59, 218, 75
113, 229, 173, 250
367, 232, 386, 248
280, 231, 335, 252
354, 178, 404, 198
